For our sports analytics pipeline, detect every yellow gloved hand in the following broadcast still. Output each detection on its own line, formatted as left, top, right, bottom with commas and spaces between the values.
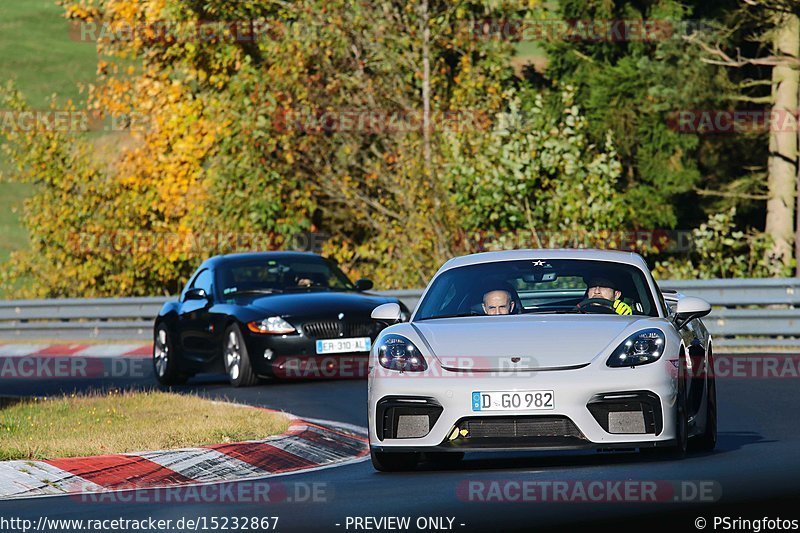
613, 299, 633, 315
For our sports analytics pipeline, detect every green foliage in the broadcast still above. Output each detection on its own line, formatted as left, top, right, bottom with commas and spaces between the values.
654, 208, 783, 279
445, 87, 627, 242
0, 0, 784, 298
542, 0, 737, 229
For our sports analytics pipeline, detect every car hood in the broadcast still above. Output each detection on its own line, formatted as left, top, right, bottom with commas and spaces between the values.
233, 291, 396, 318
411, 315, 660, 371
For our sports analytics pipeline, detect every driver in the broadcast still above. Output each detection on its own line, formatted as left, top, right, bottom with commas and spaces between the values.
582, 276, 633, 315
482, 289, 515, 315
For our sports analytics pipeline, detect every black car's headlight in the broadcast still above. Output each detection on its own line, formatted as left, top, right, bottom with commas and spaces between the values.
377, 334, 427, 372
247, 316, 296, 335
606, 329, 666, 367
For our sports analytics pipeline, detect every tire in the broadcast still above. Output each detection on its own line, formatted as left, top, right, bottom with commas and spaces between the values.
672, 388, 689, 458
153, 324, 187, 386
691, 352, 717, 452
370, 449, 420, 472
223, 324, 260, 387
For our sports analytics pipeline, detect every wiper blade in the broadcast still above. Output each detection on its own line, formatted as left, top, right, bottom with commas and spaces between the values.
524, 307, 578, 314
417, 312, 479, 321
228, 288, 283, 295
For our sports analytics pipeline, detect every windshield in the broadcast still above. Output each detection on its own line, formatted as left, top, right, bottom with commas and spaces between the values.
415, 259, 659, 320
217, 257, 355, 296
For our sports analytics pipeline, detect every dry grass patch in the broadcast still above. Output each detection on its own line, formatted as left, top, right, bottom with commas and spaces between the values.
0, 391, 289, 461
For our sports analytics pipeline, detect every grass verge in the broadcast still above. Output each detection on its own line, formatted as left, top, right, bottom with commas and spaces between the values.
0, 391, 290, 461
0, 0, 99, 285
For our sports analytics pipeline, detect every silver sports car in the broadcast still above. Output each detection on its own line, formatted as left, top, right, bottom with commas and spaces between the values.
367, 249, 716, 471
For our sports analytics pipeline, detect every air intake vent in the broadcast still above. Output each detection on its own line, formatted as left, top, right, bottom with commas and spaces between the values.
459, 416, 584, 439
303, 320, 378, 339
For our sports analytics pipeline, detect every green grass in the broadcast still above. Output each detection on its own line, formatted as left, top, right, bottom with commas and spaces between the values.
0, 182, 33, 264
0, 391, 290, 460
0, 0, 97, 108
0, 0, 99, 287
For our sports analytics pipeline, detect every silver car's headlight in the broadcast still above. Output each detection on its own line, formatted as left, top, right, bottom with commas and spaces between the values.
377, 334, 427, 372
606, 329, 666, 367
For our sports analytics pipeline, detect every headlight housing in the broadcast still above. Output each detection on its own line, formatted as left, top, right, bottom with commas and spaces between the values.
247, 316, 296, 335
606, 329, 666, 367
377, 334, 427, 372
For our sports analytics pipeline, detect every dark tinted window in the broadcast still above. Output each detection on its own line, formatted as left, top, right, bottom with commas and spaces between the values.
192, 269, 214, 295
416, 259, 658, 319
217, 257, 354, 295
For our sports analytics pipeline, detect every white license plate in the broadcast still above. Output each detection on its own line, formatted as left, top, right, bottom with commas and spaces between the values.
315, 337, 371, 354
471, 390, 555, 411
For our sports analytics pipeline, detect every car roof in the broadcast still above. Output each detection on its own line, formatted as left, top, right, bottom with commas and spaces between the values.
437, 249, 649, 274
200, 251, 323, 269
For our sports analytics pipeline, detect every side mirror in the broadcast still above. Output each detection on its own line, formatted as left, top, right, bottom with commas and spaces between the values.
371, 302, 401, 321
673, 296, 711, 329
355, 278, 374, 291
184, 288, 209, 302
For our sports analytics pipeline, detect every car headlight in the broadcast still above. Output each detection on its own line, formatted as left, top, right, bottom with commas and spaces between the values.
247, 317, 296, 335
606, 329, 665, 367
377, 334, 427, 372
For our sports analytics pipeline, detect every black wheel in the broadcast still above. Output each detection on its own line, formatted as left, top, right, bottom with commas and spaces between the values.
370, 448, 420, 472
424, 452, 465, 468
223, 324, 259, 387
691, 352, 717, 452
673, 387, 689, 457
153, 323, 187, 386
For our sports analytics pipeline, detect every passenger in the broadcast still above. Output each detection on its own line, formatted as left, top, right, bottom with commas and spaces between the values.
482, 289, 515, 316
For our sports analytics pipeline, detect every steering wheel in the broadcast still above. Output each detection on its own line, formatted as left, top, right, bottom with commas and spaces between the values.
576, 297, 617, 315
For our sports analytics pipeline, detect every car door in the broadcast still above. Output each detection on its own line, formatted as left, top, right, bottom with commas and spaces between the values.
179, 268, 217, 360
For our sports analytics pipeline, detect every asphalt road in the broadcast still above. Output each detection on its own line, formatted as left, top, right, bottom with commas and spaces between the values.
1, 363, 799, 533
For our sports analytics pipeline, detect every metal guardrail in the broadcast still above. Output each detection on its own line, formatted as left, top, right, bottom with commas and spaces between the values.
1, 280, 800, 347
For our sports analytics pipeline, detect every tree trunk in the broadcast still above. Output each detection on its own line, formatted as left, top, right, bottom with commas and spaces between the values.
421, 0, 432, 173
766, 11, 799, 275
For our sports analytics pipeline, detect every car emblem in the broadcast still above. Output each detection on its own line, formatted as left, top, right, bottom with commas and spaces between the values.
511, 357, 521, 363
338, 312, 345, 320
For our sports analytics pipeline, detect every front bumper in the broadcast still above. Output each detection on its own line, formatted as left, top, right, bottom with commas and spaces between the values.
242, 330, 373, 378
368, 361, 678, 451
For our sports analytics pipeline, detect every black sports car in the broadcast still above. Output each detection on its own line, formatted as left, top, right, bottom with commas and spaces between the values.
153, 252, 409, 386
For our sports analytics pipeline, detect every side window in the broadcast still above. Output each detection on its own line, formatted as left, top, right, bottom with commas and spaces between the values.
192, 269, 214, 298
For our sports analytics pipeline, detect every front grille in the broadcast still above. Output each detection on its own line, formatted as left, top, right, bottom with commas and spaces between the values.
441, 416, 588, 448
460, 416, 584, 439
303, 320, 379, 339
